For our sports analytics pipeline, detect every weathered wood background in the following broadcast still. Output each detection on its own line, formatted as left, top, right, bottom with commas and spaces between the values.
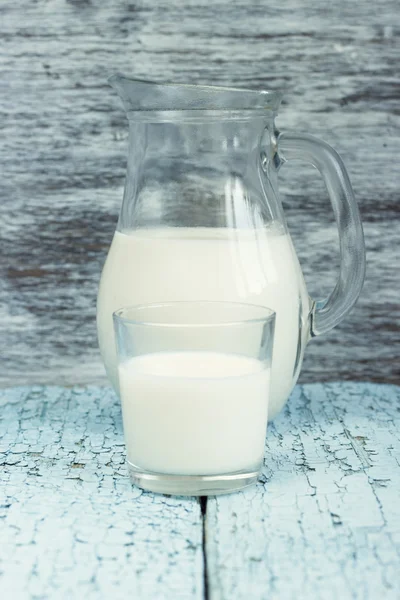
1, 0, 399, 387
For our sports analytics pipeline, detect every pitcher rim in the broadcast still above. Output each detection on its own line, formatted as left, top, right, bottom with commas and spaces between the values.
108, 73, 283, 115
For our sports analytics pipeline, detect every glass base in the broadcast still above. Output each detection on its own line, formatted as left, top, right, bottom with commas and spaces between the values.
127, 460, 259, 496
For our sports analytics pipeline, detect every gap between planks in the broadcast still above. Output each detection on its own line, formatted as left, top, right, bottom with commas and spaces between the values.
201, 496, 210, 600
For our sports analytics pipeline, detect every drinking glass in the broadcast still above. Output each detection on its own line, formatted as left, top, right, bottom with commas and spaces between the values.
113, 301, 275, 495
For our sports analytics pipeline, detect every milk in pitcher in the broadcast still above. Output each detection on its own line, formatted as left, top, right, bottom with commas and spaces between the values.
97, 226, 309, 418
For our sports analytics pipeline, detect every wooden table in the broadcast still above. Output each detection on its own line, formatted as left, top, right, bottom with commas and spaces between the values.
1, 383, 400, 599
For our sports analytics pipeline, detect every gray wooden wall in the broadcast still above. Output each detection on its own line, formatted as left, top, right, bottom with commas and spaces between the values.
1, 0, 399, 387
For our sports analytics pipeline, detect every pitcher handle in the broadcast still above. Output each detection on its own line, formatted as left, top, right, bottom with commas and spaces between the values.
277, 132, 366, 337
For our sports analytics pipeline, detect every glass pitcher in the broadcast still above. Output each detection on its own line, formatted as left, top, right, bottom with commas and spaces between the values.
97, 74, 365, 419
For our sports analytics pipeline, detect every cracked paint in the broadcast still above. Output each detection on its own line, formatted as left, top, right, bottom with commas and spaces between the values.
206, 383, 400, 600
1, 384, 400, 599
0, 386, 203, 599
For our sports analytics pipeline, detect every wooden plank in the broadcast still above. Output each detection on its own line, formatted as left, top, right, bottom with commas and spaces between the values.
206, 382, 400, 600
0, 386, 204, 600
1, 0, 399, 388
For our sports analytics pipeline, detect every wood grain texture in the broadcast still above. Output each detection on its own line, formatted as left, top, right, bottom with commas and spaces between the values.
0, 386, 203, 600
206, 382, 400, 600
0, 0, 399, 388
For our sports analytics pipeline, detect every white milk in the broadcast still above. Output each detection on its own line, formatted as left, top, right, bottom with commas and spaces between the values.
118, 351, 270, 475
97, 227, 309, 418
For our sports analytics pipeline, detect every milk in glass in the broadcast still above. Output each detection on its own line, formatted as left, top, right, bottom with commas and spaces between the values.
118, 351, 270, 475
